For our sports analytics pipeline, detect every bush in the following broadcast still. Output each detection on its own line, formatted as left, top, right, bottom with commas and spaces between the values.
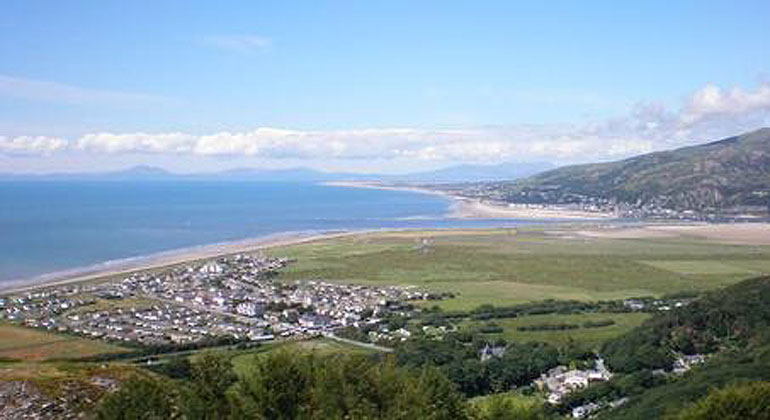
673, 381, 770, 420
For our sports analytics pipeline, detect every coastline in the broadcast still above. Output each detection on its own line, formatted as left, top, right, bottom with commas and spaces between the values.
0, 230, 359, 295
5, 221, 770, 296
325, 180, 614, 220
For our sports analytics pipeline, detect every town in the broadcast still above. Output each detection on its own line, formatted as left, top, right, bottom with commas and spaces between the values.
0, 253, 436, 348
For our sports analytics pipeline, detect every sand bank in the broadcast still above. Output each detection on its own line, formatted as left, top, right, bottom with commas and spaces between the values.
574, 223, 770, 245
326, 181, 613, 220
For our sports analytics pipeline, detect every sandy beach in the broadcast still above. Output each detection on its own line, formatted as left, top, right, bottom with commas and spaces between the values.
0, 230, 358, 295
573, 223, 770, 246
326, 181, 614, 220
448, 198, 614, 220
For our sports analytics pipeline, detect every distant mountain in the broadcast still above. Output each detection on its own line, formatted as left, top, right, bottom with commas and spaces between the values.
473, 128, 770, 214
385, 161, 554, 183
0, 161, 553, 183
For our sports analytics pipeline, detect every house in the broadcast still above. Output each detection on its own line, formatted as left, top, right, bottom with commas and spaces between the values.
479, 344, 506, 362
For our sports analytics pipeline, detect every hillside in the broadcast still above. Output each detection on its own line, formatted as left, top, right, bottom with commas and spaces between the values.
470, 128, 770, 216
561, 275, 770, 419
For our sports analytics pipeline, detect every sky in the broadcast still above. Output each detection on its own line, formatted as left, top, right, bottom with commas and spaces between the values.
1, 0, 770, 174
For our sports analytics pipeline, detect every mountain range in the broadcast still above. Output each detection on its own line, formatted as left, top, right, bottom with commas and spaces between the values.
0, 161, 554, 183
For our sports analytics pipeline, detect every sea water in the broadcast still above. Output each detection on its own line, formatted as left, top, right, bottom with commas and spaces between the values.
0, 181, 534, 284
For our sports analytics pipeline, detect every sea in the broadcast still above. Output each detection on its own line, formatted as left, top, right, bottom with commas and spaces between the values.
0, 181, 541, 286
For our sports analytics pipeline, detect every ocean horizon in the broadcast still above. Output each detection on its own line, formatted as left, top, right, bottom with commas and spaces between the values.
0, 180, 536, 285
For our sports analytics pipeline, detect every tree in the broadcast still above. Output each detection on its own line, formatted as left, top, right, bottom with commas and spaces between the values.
673, 381, 770, 420
183, 351, 237, 419
96, 376, 179, 420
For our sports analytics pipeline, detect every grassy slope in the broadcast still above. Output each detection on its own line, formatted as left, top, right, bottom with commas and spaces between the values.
0, 322, 128, 362
229, 338, 382, 376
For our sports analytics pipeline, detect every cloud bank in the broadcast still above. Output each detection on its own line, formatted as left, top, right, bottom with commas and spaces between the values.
3, 82, 770, 162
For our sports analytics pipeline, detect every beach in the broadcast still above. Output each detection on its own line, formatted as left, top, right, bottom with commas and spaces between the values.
326, 181, 614, 220
571, 223, 770, 246
0, 230, 357, 295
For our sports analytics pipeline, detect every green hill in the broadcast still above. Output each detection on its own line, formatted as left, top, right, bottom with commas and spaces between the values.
560, 276, 770, 418
489, 128, 770, 214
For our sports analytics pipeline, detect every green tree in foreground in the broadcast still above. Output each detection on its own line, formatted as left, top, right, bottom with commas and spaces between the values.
228, 351, 469, 419
673, 381, 770, 420
96, 376, 179, 420
469, 392, 555, 420
97, 350, 472, 419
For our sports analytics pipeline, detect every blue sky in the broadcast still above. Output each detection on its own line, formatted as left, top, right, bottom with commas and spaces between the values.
1, 1, 769, 173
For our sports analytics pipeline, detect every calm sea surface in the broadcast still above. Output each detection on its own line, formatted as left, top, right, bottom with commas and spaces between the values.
0, 181, 536, 283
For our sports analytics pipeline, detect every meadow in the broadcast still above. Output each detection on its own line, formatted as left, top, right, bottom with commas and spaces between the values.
228, 338, 381, 376
269, 227, 770, 311
461, 312, 651, 349
0, 322, 128, 362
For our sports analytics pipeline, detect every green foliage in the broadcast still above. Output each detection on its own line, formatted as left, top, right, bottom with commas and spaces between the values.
96, 376, 179, 420
183, 351, 237, 419
603, 276, 770, 373
97, 349, 469, 419
470, 393, 555, 420
589, 276, 770, 418
395, 335, 563, 396
673, 381, 770, 420
146, 356, 192, 379
228, 351, 469, 419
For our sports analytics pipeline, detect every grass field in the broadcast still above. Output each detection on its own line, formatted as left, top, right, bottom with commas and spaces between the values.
462, 312, 651, 349
269, 228, 770, 310
229, 338, 382, 376
0, 323, 128, 362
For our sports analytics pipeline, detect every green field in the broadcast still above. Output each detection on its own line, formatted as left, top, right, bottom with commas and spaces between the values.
270, 228, 770, 310
462, 312, 651, 349
0, 323, 128, 362
229, 338, 382, 376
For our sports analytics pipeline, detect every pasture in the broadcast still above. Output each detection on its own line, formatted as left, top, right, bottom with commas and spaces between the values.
269, 227, 770, 310
462, 312, 652, 349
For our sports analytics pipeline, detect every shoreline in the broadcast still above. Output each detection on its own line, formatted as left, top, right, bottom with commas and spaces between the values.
325, 180, 615, 220
5, 221, 770, 296
0, 230, 360, 295
3, 179, 600, 296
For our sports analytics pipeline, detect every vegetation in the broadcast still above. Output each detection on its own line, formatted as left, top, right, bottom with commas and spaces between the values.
270, 228, 770, 310
98, 350, 471, 419
469, 393, 556, 420
394, 333, 588, 397
673, 381, 770, 420
0, 322, 128, 361
461, 312, 650, 349
485, 127, 770, 212
550, 275, 770, 419
603, 276, 770, 373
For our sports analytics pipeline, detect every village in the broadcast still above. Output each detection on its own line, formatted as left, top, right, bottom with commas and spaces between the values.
0, 253, 435, 347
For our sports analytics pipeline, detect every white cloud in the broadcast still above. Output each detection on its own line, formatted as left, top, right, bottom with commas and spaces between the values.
681, 83, 770, 125
202, 35, 272, 53
0, 136, 68, 155
0, 75, 169, 106
3, 81, 769, 162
